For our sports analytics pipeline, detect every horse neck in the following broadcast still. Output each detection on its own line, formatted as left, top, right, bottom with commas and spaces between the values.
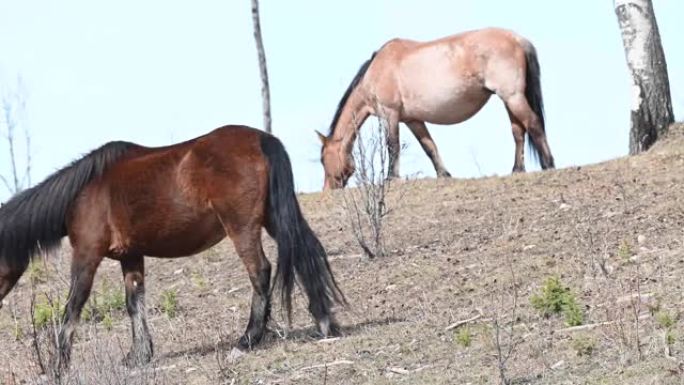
330, 90, 368, 155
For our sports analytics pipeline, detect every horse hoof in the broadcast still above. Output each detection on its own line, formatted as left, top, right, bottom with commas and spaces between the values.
238, 331, 264, 351
326, 322, 341, 338
237, 335, 252, 350
437, 171, 452, 178
227, 347, 246, 363
317, 316, 341, 338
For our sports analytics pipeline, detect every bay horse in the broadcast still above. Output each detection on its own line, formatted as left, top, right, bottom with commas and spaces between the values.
0, 125, 344, 368
317, 27, 556, 189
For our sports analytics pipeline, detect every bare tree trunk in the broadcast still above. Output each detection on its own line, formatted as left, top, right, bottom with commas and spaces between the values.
1, 80, 31, 195
251, 0, 272, 133
2, 101, 21, 191
615, 0, 674, 154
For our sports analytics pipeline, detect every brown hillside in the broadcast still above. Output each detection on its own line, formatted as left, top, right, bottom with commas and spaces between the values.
1, 124, 683, 384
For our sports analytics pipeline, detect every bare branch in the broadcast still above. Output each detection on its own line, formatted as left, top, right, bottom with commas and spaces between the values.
445, 311, 485, 331
23, 123, 32, 187
0, 174, 13, 194
341, 114, 399, 258
2, 98, 20, 192
29, 287, 48, 376
0, 78, 32, 194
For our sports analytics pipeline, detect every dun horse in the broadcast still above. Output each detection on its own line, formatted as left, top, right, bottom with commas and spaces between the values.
0, 125, 344, 367
318, 28, 556, 189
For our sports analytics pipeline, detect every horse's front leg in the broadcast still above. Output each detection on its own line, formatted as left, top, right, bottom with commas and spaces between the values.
58, 252, 103, 370
383, 112, 401, 179
0, 264, 22, 310
406, 121, 451, 177
121, 255, 153, 367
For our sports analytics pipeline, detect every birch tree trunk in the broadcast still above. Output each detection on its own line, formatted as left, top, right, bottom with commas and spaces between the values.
251, 0, 272, 133
615, 0, 673, 154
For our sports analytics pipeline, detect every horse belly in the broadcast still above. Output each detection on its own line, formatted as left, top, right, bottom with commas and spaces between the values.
143, 214, 225, 258
115, 203, 225, 258
402, 85, 491, 125
397, 49, 491, 125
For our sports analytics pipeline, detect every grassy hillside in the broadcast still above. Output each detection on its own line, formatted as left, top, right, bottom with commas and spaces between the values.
1, 124, 683, 385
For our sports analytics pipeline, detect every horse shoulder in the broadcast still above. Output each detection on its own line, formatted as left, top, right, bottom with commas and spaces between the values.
67, 181, 114, 256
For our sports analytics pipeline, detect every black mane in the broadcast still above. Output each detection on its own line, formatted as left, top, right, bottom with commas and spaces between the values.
327, 51, 377, 137
0, 141, 137, 270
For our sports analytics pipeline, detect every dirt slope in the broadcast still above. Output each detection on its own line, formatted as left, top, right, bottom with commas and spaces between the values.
1, 124, 683, 385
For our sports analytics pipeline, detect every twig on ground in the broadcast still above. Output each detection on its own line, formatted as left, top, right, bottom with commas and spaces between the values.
299, 360, 354, 372
558, 314, 649, 333
444, 311, 486, 331
317, 337, 341, 344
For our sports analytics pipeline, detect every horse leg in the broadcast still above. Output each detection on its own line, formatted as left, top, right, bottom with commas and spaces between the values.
383, 112, 401, 179
503, 93, 555, 170
58, 253, 103, 369
506, 107, 526, 173
405, 121, 451, 177
0, 265, 22, 310
232, 227, 271, 350
121, 255, 153, 366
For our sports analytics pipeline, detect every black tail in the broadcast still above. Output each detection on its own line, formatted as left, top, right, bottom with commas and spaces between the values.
328, 51, 377, 136
0, 141, 136, 274
523, 42, 545, 166
260, 134, 345, 321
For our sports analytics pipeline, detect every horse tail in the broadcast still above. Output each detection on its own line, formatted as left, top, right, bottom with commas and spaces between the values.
260, 134, 345, 322
523, 41, 545, 166
328, 51, 378, 135
0, 141, 136, 276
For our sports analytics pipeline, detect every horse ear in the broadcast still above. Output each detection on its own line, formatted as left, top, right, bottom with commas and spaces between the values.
315, 130, 328, 145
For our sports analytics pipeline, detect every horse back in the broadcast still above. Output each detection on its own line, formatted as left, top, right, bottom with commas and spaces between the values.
68, 125, 270, 258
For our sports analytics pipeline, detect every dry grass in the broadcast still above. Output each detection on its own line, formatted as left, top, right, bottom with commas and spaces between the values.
2, 124, 684, 384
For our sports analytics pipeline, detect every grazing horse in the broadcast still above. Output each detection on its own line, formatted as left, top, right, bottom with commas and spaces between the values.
0, 125, 344, 368
317, 27, 556, 189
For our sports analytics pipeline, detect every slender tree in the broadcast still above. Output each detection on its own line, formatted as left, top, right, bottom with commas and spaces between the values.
251, 0, 272, 133
1, 78, 31, 195
615, 0, 674, 154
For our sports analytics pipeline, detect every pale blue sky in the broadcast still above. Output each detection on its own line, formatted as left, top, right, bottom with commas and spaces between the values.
0, 1, 682, 201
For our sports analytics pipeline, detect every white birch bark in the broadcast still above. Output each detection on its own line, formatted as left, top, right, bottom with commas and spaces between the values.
615, 0, 673, 154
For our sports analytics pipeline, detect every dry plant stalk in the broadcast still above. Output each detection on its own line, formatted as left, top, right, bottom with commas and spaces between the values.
630, 255, 643, 361
342, 114, 401, 259
490, 256, 521, 385
29, 270, 68, 383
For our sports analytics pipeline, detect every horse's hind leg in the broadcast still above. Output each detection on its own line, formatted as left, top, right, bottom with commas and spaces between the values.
405, 121, 451, 177
506, 107, 526, 172
502, 93, 555, 170
58, 251, 103, 368
230, 226, 271, 350
121, 255, 153, 366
